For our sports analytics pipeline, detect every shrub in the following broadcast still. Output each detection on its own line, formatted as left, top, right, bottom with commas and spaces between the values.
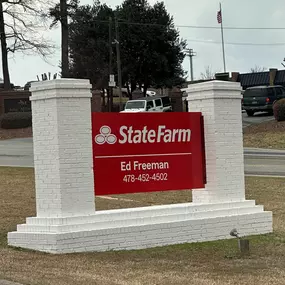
273, 99, 285, 122
0, 112, 32, 129
102, 103, 126, 112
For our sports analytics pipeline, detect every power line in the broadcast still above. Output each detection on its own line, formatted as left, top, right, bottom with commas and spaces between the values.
5, 12, 285, 31
178, 25, 285, 30
116, 20, 285, 30
115, 20, 285, 30
6, 12, 284, 47
115, 19, 285, 30
186, 39, 285, 46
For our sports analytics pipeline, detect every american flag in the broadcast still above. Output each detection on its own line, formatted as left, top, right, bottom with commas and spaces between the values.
217, 10, 222, 24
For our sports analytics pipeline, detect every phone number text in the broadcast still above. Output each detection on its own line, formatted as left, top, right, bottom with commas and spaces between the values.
123, 173, 168, 183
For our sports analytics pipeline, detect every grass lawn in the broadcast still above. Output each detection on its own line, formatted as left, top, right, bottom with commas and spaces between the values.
0, 167, 285, 285
243, 120, 285, 149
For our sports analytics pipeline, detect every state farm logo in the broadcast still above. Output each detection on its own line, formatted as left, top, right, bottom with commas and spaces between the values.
95, 125, 191, 145
95, 126, 117, 145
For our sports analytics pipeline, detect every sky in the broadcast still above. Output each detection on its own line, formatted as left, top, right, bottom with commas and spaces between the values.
1, 0, 285, 86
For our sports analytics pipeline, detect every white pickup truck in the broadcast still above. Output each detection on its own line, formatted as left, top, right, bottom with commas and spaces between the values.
121, 96, 172, 113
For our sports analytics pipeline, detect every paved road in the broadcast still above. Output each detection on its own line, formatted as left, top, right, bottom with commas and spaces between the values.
0, 111, 272, 167
0, 138, 33, 168
242, 111, 274, 128
0, 138, 285, 177
244, 148, 285, 177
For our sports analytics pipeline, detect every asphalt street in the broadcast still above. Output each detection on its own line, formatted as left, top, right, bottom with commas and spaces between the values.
244, 148, 285, 177
0, 112, 282, 176
0, 138, 33, 168
0, 138, 284, 177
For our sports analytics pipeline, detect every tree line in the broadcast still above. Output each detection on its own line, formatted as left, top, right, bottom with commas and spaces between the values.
0, 0, 187, 96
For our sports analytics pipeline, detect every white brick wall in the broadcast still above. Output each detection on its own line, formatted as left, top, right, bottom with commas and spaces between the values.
30, 79, 95, 218
7, 79, 273, 254
186, 81, 245, 203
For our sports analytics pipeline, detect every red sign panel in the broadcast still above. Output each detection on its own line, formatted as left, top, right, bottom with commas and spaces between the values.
92, 113, 206, 195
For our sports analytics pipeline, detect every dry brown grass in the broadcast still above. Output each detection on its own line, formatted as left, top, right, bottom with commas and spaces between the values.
0, 167, 285, 285
243, 120, 285, 149
0, 127, 32, 140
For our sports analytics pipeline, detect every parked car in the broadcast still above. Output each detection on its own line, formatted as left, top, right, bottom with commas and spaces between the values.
146, 90, 156, 97
242, 85, 285, 116
120, 95, 172, 113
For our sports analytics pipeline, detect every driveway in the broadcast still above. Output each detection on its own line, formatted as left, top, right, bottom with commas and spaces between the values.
242, 111, 274, 128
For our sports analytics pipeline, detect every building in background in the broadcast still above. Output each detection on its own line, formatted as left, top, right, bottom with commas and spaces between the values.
181, 69, 285, 91
232, 69, 285, 90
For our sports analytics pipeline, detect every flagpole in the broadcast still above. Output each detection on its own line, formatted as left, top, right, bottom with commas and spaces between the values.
220, 2, 226, 72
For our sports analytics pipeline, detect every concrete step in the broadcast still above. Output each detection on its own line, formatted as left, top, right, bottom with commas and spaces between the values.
25, 200, 257, 226
17, 204, 264, 233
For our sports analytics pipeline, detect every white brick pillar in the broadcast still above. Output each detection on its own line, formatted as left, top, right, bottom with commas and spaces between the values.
186, 80, 245, 203
30, 79, 95, 218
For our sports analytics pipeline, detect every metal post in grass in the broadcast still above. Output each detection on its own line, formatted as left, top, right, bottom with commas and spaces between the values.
230, 228, 250, 255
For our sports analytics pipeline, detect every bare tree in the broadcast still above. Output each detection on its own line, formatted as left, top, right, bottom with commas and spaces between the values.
200, 65, 216, 80
250, 65, 266, 73
0, 0, 55, 90
49, 0, 78, 78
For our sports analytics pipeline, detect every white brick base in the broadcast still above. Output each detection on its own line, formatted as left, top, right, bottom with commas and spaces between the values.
8, 201, 272, 253
7, 79, 273, 253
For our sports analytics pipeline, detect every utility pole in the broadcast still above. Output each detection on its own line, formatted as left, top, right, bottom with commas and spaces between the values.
60, 0, 69, 78
114, 16, 123, 111
185, 48, 197, 82
108, 17, 114, 112
218, 3, 226, 72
